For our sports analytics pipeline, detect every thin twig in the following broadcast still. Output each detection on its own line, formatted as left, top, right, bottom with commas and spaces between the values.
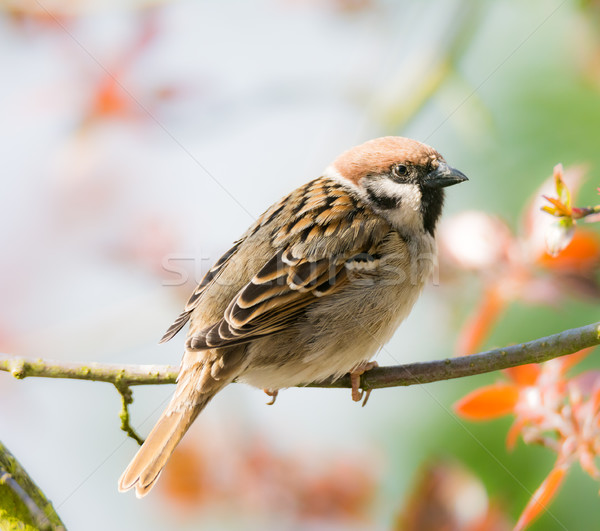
114, 383, 145, 446
0, 323, 598, 391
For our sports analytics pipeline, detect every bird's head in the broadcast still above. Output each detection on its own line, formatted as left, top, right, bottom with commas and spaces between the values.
325, 136, 468, 235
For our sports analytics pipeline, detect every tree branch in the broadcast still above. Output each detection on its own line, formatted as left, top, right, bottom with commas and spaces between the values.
311, 321, 600, 390
0, 323, 598, 392
0, 358, 179, 386
0, 441, 66, 530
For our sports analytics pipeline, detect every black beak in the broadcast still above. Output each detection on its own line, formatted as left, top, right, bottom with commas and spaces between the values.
423, 162, 468, 189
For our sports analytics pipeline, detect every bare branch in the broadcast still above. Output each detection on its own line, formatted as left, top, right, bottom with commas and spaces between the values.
309, 321, 600, 391
0, 358, 179, 386
0, 323, 598, 393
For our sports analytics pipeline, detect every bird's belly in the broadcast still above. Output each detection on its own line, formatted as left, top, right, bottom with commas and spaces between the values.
238, 273, 426, 390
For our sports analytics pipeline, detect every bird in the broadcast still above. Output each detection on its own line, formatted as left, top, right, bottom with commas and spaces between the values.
118, 136, 468, 497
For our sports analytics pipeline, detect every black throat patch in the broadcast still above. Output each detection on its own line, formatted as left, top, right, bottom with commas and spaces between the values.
419, 186, 445, 236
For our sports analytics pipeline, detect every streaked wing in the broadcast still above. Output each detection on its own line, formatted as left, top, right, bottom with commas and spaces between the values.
187, 250, 348, 349
159, 240, 243, 343
186, 177, 392, 350
160, 192, 296, 344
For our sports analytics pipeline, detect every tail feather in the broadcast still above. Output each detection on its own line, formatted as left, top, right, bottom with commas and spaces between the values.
118, 392, 213, 498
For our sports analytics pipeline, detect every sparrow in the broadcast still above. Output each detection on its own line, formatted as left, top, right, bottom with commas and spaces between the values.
119, 136, 467, 497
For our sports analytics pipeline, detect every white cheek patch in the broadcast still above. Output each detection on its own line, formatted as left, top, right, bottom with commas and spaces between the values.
373, 180, 422, 211
363, 179, 424, 232
322, 167, 425, 233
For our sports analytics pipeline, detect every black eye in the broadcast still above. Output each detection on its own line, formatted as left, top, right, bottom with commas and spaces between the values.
392, 164, 409, 179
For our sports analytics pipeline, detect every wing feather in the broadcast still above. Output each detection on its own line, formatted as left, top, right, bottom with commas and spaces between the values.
178, 177, 392, 350
159, 239, 243, 343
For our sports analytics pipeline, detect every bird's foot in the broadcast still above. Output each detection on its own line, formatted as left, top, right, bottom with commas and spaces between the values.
350, 361, 378, 407
263, 389, 279, 405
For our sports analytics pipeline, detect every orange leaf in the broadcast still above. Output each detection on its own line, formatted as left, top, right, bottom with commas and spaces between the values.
503, 364, 540, 387
514, 465, 568, 531
456, 285, 507, 356
454, 383, 519, 421
506, 417, 527, 451
538, 229, 600, 272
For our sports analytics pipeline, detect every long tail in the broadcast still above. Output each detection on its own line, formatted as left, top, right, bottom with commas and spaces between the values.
118, 380, 225, 497
119, 346, 246, 497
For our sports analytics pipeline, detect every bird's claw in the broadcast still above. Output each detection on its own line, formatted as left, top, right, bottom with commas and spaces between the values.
350, 361, 378, 407
264, 389, 279, 405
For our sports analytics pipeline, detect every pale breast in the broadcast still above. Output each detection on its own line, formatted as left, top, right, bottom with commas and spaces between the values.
239, 230, 437, 389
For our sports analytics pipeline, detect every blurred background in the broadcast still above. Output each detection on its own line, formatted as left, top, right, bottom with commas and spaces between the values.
1, 0, 600, 529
